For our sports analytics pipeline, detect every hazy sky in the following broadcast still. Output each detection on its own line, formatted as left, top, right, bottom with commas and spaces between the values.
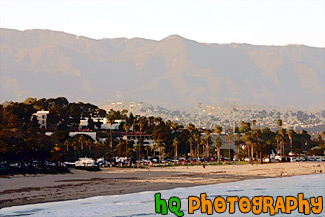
0, 0, 324, 47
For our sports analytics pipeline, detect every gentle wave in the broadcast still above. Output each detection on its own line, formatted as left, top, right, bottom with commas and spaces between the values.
0, 174, 324, 217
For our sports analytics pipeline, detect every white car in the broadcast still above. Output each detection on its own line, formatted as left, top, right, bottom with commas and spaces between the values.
75, 157, 96, 167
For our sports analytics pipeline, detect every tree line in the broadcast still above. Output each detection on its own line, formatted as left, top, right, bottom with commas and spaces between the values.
0, 97, 324, 167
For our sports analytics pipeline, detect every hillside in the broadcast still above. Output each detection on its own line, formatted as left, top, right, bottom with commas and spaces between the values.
1, 28, 324, 108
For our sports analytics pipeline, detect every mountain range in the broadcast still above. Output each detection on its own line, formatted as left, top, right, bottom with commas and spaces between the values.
1, 28, 324, 109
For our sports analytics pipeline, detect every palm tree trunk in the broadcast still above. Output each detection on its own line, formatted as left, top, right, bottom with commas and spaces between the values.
125, 131, 128, 157
217, 147, 220, 164
81, 141, 83, 152
110, 124, 113, 152
206, 142, 209, 158
202, 143, 204, 158
159, 147, 161, 163
196, 142, 199, 158
251, 143, 254, 165
229, 141, 231, 162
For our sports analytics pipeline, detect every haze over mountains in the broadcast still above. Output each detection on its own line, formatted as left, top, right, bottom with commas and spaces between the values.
1, 28, 324, 109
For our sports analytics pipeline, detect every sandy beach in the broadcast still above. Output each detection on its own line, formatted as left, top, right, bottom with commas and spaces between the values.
0, 162, 324, 209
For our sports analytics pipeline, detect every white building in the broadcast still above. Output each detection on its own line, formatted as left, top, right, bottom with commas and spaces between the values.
79, 117, 125, 130
32, 110, 49, 129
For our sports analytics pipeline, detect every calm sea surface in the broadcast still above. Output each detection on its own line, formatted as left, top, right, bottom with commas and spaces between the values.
0, 174, 324, 217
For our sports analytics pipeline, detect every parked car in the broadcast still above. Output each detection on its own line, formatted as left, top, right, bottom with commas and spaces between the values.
315, 156, 321, 162
75, 157, 96, 167
290, 157, 296, 162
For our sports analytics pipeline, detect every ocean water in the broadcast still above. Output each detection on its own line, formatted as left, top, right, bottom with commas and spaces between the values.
0, 174, 324, 217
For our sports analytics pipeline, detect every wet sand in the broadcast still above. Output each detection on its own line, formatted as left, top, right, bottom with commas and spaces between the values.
0, 162, 323, 209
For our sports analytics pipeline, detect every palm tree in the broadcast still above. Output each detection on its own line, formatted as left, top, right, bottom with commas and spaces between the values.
123, 123, 131, 156
277, 119, 283, 131
274, 134, 282, 155
280, 128, 286, 155
106, 112, 116, 152
201, 137, 207, 158
243, 131, 254, 163
235, 131, 242, 153
288, 129, 294, 152
155, 140, 165, 163
64, 140, 70, 152
144, 145, 151, 159
166, 120, 172, 128
193, 131, 201, 158
72, 139, 78, 159
78, 135, 86, 154
226, 132, 234, 162
171, 122, 180, 139
187, 124, 195, 158
154, 117, 163, 126
214, 137, 223, 164
51, 144, 65, 167
173, 138, 180, 160
136, 117, 147, 161
204, 129, 212, 158
116, 140, 127, 157
138, 117, 147, 132
214, 125, 223, 163
215, 126, 222, 135
86, 139, 92, 155
251, 129, 260, 164
171, 122, 180, 157
148, 116, 155, 127
277, 119, 285, 155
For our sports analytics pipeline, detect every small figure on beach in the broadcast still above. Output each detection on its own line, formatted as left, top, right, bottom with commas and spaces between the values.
280, 172, 287, 177
203, 165, 205, 169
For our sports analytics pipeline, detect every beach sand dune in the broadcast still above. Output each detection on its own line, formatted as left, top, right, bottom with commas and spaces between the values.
0, 162, 323, 208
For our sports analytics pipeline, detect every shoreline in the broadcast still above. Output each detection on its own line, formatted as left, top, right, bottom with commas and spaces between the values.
0, 162, 324, 209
